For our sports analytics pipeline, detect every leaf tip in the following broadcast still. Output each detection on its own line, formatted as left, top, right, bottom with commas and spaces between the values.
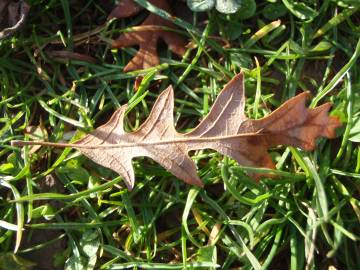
222, 72, 244, 90
158, 85, 175, 102
300, 90, 312, 100
319, 102, 342, 138
235, 71, 244, 80
218, 72, 246, 101
163, 84, 174, 94
189, 178, 204, 188
122, 172, 135, 191
125, 182, 134, 191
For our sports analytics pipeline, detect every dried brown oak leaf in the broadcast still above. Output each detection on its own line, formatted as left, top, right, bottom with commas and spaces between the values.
0, 0, 30, 40
12, 73, 341, 190
109, 0, 187, 72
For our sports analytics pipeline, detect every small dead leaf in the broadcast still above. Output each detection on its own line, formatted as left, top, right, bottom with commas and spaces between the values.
110, 0, 187, 72
0, 0, 30, 40
12, 73, 341, 190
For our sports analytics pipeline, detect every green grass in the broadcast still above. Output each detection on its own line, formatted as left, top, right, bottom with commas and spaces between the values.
1, 0, 360, 269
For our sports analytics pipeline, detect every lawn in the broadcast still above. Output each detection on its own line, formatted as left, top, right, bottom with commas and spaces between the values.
0, 0, 360, 269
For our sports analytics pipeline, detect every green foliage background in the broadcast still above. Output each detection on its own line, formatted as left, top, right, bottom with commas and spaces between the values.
0, 0, 360, 269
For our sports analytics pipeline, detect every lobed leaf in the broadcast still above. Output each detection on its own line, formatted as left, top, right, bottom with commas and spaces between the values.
12, 73, 341, 190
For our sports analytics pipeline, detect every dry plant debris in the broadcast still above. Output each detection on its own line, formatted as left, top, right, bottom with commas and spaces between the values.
0, 0, 30, 40
109, 0, 187, 72
12, 73, 341, 190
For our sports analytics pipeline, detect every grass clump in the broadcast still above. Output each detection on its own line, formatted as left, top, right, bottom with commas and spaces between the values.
1, 0, 360, 269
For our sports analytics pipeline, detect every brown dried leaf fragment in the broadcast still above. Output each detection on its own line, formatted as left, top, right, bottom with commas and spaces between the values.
110, 0, 187, 72
12, 73, 341, 190
46, 50, 98, 64
0, 0, 30, 40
